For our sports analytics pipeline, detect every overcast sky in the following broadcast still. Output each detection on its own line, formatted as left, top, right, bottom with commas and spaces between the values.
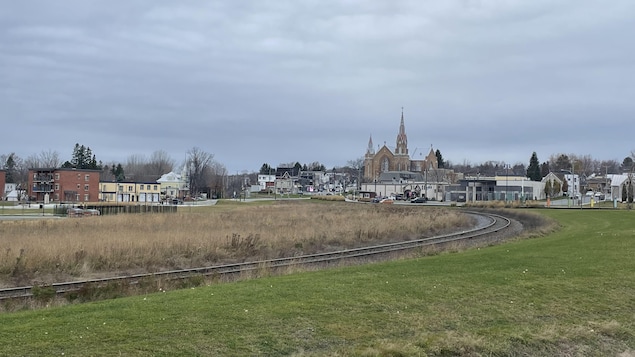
2, 1, 634, 173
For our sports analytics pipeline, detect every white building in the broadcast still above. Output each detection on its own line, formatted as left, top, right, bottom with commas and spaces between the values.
157, 169, 189, 199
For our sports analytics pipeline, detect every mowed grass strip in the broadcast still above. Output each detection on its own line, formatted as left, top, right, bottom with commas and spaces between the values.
1, 209, 634, 356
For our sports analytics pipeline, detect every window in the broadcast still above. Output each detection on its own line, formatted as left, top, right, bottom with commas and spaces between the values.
54, 193, 59, 200
84, 194, 89, 201
85, 174, 90, 181
55, 173, 60, 180
140, 185, 144, 191
128, 186, 133, 192
147, 185, 151, 190
84, 185, 89, 191
77, 184, 80, 189
55, 184, 59, 191
154, 185, 158, 190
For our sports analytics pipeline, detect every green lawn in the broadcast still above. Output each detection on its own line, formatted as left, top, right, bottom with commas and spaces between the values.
1, 209, 634, 356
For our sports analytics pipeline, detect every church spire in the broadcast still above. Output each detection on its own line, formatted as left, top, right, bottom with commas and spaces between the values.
396, 107, 408, 155
366, 134, 375, 156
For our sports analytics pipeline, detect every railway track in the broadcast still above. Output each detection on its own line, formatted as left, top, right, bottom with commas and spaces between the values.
0, 210, 512, 301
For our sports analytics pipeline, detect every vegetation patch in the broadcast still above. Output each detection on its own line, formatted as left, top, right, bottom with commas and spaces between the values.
0, 201, 471, 288
0, 209, 634, 356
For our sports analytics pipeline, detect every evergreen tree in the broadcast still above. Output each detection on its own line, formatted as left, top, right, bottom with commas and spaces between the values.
540, 161, 550, 177
621, 157, 634, 172
4, 153, 16, 183
544, 180, 552, 198
259, 163, 272, 175
554, 154, 571, 172
293, 162, 302, 175
67, 143, 102, 170
435, 149, 445, 168
526, 152, 542, 181
111, 164, 125, 182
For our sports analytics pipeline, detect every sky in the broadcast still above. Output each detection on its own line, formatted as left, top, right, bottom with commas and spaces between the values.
1, 0, 634, 174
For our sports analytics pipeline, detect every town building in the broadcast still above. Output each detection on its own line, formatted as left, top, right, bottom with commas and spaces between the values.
27, 168, 100, 203
157, 170, 189, 200
99, 181, 161, 202
3, 183, 21, 201
363, 110, 439, 182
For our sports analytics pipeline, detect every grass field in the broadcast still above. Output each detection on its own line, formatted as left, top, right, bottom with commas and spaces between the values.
0, 200, 470, 288
1, 208, 634, 356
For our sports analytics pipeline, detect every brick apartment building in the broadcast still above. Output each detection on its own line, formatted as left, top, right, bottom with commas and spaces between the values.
0, 169, 5, 200
28, 168, 100, 203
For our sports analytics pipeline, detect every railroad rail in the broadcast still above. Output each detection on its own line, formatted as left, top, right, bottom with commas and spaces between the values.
0, 210, 512, 301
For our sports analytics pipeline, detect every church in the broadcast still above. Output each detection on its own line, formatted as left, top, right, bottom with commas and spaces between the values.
363, 110, 438, 182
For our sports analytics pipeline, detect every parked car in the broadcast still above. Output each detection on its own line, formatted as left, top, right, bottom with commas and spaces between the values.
411, 197, 427, 203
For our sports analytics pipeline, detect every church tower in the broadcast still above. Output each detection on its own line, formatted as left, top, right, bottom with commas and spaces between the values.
395, 109, 408, 156
365, 135, 375, 157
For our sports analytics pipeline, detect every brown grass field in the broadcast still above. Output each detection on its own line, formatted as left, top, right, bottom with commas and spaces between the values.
0, 200, 472, 288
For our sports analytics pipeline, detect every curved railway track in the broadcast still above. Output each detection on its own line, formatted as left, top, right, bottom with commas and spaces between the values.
0, 210, 512, 301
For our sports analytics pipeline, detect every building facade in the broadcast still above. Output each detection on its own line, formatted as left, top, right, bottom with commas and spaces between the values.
28, 168, 100, 203
157, 170, 189, 200
364, 111, 438, 182
99, 182, 161, 202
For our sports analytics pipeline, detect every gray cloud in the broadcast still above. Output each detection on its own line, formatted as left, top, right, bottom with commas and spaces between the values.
1, 0, 634, 172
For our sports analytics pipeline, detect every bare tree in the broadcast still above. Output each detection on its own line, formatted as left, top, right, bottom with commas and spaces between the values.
147, 150, 175, 177
124, 154, 147, 181
39, 149, 61, 168
207, 160, 227, 198
186, 147, 213, 197
346, 157, 364, 186
599, 160, 620, 175
24, 154, 41, 169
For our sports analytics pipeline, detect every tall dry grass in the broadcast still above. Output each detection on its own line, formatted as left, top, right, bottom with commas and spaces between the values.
0, 201, 471, 286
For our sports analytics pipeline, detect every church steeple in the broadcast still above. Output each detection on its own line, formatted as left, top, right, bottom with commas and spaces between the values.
396, 108, 408, 155
366, 134, 375, 156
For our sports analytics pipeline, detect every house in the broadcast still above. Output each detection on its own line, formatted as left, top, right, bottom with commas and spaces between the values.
298, 171, 329, 193
257, 174, 276, 192
3, 183, 21, 201
609, 174, 635, 201
275, 170, 296, 194
100, 182, 161, 202
541, 172, 564, 198
585, 174, 611, 195
157, 170, 189, 200
561, 172, 581, 198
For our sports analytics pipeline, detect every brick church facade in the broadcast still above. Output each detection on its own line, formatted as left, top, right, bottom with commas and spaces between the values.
363, 111, 438, 182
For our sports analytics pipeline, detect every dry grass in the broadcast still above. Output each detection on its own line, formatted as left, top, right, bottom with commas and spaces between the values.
0, 201, 471, 287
